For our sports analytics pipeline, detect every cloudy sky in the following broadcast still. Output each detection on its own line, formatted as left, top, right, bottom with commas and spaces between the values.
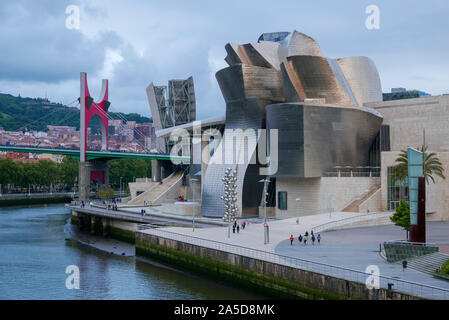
0, 0, 448, 119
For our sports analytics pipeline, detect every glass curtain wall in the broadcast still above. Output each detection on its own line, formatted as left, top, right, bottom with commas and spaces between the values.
387, 166, 409, 210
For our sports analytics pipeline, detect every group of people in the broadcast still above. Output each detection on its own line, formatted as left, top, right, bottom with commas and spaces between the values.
289, 230, 321, 246
107, 199, 119, 211
232, 220, 247, 234
79, 200, 93, 208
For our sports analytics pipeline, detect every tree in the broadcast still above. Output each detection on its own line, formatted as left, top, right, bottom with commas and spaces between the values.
36, 160, 59, 188
96, 185, 114, 200
390, 200, 411, 240
392, 145, 445, 184
59, 157, 79, 188
0, 158, 17, 191
109, 159, 152, 186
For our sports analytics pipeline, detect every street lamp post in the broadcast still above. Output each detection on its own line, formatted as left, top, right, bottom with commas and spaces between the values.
364, 188, 370, 213
258, 178, 271, 244
119, 177, 123, 200
258, 178, 271, 221
191, 177, 199, 232
295, 198, 301, 224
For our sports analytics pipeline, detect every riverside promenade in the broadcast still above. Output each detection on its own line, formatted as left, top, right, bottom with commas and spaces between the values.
66, 202, 226, 228
68, 202, 449, 299
137, 212, 449, 300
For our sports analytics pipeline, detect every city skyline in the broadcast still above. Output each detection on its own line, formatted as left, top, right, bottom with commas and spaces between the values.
0, 0, 448, 120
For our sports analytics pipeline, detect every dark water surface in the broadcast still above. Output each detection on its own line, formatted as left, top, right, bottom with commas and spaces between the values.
0, 204, 263, 299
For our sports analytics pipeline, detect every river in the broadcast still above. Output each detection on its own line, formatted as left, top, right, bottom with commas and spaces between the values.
0, 204, 262, 299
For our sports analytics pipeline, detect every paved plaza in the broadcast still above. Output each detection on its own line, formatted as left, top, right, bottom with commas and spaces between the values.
147, 212, 449, 298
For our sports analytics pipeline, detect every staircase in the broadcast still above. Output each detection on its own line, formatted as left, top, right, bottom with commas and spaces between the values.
342, 186, 380, 212
128, 170, 184, 206
127, 183, 159, 205
398, 252, 449, 275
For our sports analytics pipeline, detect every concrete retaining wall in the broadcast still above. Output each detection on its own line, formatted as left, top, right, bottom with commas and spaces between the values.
136, 231, 418, 300
71, 210, 136, 244
275, 177, 380, 218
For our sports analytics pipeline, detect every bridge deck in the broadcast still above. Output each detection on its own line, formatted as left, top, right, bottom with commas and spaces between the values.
0, 145, 191, 162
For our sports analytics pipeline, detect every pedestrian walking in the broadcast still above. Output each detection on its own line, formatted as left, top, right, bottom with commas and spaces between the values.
233, 225, 236, 233
304, 235, 308, 245
237, 224, 240, 233
305, 231, 309, 237
317, 234, 321, 244
298, 234, 303, 243
311, 234, 315, 245
290, 234, 294, 245
242, 221, 246, 230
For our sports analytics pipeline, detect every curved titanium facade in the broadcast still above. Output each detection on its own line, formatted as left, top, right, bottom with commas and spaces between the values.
201, 98, 264, 218
336, 56, 383, 105
225, 42, 288, 71
215, 64, 284, 109
266, 103, 383, 177
288, 31, 324, 57
201, 63, 285, 218
281, 56, 355, 106
201, 30, 385, 218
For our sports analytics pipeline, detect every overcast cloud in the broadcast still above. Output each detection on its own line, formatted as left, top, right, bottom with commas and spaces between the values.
0, 0, 448, 119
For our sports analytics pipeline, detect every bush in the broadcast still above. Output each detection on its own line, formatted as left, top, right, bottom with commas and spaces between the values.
390, 200, 411, 239
437, 259, 449, 276
96, 185, 114, 200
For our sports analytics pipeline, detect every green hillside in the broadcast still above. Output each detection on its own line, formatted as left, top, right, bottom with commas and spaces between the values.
0, 93, 152, 132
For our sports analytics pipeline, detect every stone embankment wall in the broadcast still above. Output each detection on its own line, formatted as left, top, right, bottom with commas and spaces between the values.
136, 232, 418, 300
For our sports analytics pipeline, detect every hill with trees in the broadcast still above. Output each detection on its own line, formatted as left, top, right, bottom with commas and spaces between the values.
0, 93, 152, 132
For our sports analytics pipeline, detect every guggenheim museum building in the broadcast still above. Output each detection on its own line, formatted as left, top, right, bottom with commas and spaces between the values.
136, 30, 449, 222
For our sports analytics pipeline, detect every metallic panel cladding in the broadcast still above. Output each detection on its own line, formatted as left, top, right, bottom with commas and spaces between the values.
266, 103, 383, 178
281, 56, 355, 107
201, 98, 264, 218
336, 56, 383, 105
287, 31, 325, 57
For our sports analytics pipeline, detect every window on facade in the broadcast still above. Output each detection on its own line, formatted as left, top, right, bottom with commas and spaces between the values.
387, 166, 409, 210
278, 191, 287, 210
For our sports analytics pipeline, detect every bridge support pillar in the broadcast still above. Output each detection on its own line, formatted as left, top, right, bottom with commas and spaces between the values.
151, 160, 161, 182
78, 160, 110, 201
90, 216, 96, 234
102, 218, 110, 236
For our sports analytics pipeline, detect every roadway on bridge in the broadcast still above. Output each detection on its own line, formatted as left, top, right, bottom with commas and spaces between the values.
0, 145, 191, 162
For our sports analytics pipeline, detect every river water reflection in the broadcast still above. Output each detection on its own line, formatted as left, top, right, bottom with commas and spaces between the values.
0, 204, 263, 299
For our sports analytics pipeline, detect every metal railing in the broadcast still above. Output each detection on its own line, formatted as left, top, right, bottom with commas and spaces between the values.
136, 226, 449, 300
323, 171, 381, 177
323, 166, 381, 178
312, 211, 394, 233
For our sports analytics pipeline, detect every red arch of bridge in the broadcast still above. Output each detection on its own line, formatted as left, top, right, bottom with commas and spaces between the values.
81, 73, 109, 159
